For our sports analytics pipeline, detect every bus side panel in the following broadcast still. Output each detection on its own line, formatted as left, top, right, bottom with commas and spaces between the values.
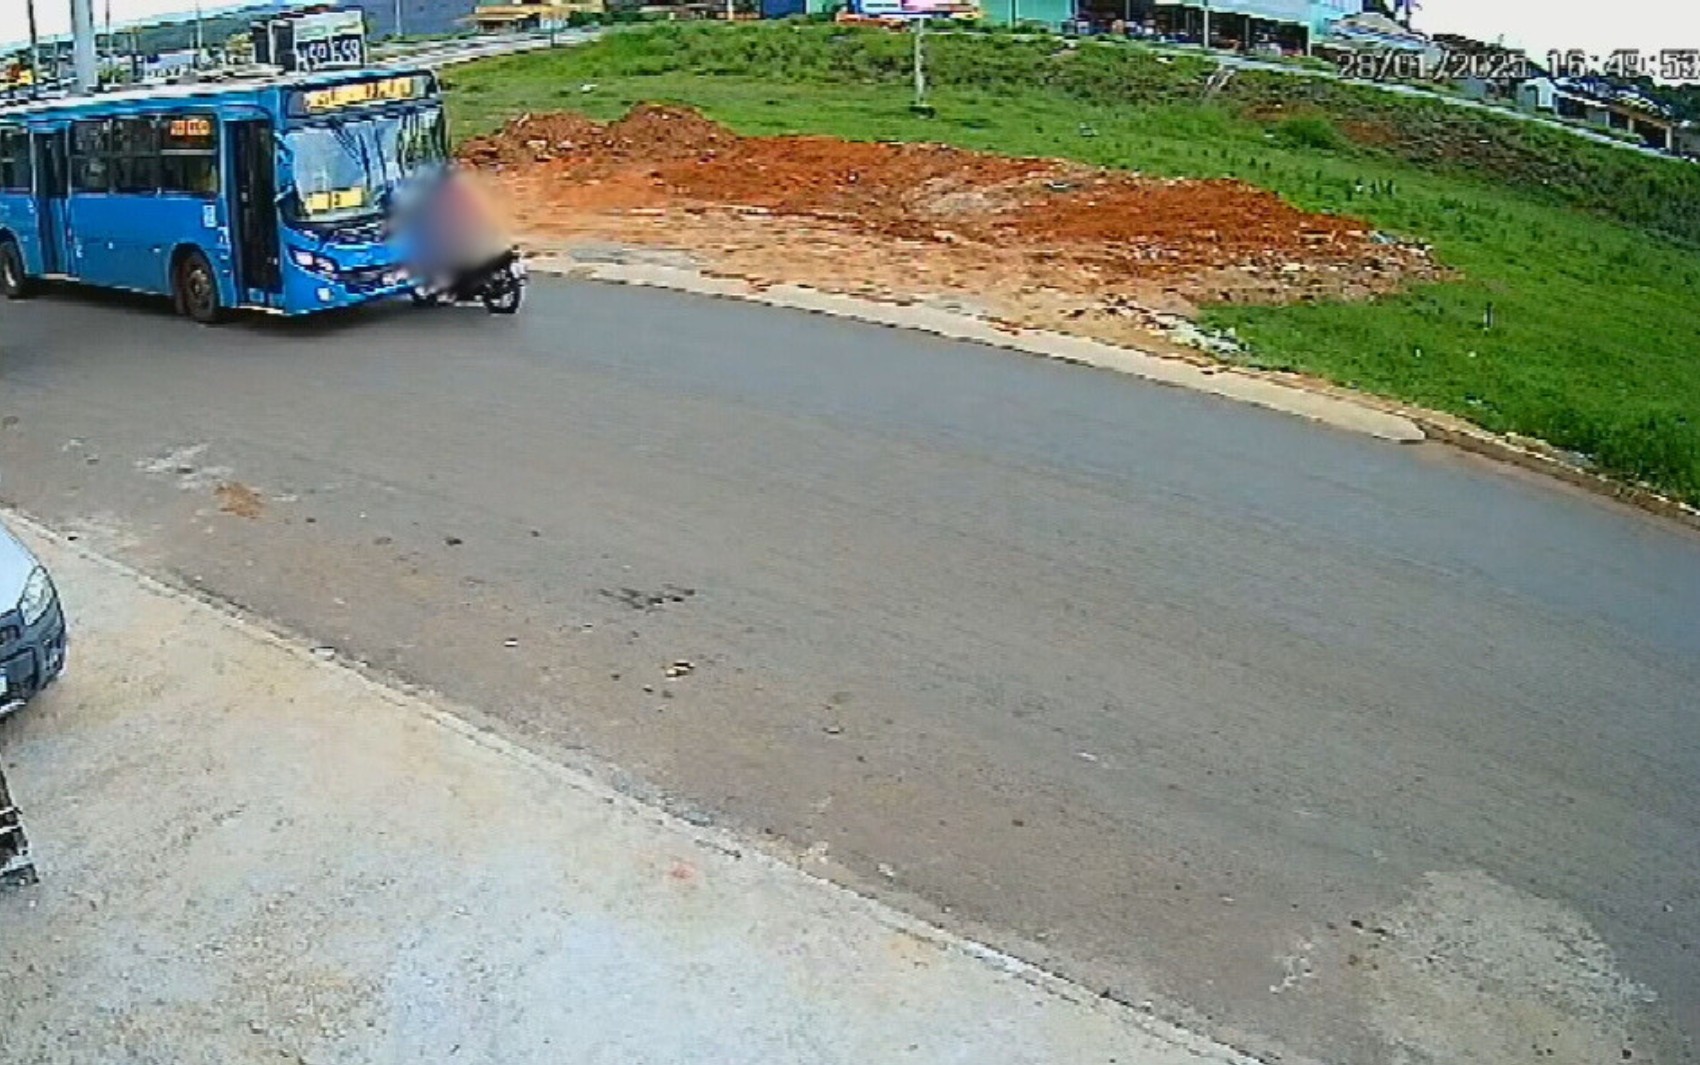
0, 191, 41, 274
66, 193, 231, 298
65, 194, 123, 287
138, 194, 231, 297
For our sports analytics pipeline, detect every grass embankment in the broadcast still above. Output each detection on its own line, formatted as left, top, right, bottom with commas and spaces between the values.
446, 23, 1700, 503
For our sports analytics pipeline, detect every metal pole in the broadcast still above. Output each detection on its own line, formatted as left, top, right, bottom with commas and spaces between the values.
394, 0, 404, 39
26, 0, 41, 96
1201, 0, 1209, 49
69, 0, 98, 91
912, 18, 927, 111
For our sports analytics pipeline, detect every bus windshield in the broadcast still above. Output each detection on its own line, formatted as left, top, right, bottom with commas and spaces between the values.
281, 105, 447, 227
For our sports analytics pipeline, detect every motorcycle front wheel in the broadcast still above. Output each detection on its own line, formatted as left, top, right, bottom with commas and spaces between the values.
481, 277, 522, 315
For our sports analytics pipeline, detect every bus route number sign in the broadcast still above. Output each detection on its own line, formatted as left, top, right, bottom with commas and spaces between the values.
302, 186, 367, 215
296, 33, 365, 70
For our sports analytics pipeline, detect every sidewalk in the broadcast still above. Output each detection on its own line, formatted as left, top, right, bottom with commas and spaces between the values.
0, 514, 1251, 1065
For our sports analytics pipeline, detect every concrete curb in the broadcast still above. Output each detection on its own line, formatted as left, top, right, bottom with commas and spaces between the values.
1409, 418, 1700, 529
532, 256, 1426, 444
530, 255, 1700, 533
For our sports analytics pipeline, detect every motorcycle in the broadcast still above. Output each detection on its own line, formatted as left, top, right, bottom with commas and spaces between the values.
410, 247, 527, 315
0, 764, 35, 888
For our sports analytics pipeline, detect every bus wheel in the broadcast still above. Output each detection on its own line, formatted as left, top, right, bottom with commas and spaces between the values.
175, 249, 225, 325
0, 239, 34, 300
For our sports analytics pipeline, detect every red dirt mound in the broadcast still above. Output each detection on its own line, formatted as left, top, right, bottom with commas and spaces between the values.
462, 106, 1445, 343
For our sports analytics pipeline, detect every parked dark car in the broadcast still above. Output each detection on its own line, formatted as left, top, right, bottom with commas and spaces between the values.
0, 521, 67, 717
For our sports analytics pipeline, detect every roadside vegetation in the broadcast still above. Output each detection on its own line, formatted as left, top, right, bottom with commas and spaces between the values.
446, 23, 1700, 503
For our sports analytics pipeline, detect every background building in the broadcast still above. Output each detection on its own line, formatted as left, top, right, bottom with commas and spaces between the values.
473, 0, 604, 33
1151, 0, 1360, 47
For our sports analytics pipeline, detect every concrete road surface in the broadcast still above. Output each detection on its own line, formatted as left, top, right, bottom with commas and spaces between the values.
1, 521, 1240, 1065
2, 280, 1698, 1064
373, 29, 597, 71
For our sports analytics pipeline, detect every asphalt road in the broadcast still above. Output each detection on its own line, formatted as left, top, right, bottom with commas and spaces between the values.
374, 29, 596, 72
3, 279, 1698, 1064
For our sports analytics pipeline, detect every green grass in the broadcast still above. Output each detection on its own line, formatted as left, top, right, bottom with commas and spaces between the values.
445, 24, 1700, 502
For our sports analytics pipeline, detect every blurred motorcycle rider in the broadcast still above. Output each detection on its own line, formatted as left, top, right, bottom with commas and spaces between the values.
402, 166, 509, 292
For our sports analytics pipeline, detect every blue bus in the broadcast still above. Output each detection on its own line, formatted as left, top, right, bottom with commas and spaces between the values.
0, 68, 447, 321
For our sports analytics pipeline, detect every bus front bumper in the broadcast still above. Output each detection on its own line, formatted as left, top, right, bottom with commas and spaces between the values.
288, 265, 416, 313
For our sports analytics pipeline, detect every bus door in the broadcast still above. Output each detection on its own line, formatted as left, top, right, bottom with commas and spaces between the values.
30, 129, 70, 276
229, 120, 281, 300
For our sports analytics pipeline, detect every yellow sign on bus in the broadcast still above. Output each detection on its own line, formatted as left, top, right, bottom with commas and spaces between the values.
301, 76, 421, 114
302, 186, 368, 215
169, 117, 214, 139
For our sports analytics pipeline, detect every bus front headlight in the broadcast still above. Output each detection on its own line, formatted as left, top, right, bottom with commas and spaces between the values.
289, 249, 338, 276
19, 566, 54, 627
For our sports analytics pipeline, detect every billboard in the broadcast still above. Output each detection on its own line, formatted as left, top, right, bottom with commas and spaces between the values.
254, 7, 368, 70
852, 0, 979, 18
291, 9, 366, 68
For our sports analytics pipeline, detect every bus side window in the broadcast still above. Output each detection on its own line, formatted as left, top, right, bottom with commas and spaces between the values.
72, 119, 111, 192
160, 114, 218, 199
0, 128, 30, 192
161, 155, 219, 197
112, 118, 160, 194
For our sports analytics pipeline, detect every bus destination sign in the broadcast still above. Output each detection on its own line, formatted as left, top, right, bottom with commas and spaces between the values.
169, 116, 214, 140
294, 75, 429, 116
